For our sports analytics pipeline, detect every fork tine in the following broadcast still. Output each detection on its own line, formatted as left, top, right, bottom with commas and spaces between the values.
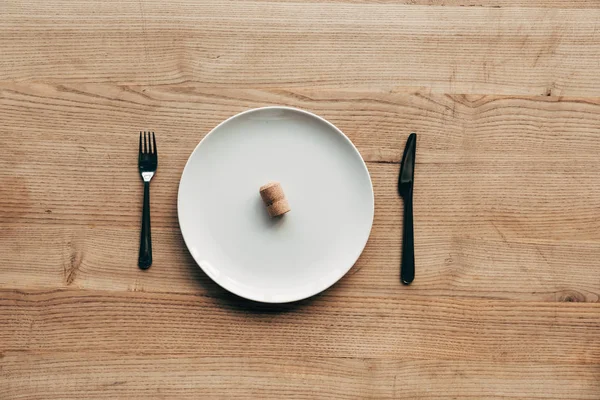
139, 131, 142, 154
144, 131, 148, 153
152, 132, 157, 155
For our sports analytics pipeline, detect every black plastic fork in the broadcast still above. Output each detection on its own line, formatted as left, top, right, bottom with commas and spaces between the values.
138, 131, 157, 269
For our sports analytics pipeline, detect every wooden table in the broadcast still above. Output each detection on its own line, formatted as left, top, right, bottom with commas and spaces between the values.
1, 0, 600, 398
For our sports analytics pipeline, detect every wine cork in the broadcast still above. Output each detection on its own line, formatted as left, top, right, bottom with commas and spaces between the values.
260, 182, 290, 217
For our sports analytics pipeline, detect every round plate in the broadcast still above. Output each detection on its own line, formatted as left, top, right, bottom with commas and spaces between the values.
178, 107, 374, 303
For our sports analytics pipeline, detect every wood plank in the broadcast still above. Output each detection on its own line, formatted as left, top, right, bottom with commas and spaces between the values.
1, 289, 599, 363
5, 0, 600, 10
2, 354, 599, 400
1, 219, 599, 301
1, 84, 599, 301
2, 83, 600, 164
234, 0, 600, 7
2, 4, 600, 95
1, 162, 600, 301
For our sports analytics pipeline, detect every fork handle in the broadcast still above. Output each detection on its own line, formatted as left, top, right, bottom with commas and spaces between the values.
138, 181, 152, 269
401, 189, 414, 284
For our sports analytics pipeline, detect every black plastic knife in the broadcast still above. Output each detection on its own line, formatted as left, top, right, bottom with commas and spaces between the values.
398, 133, 416, 284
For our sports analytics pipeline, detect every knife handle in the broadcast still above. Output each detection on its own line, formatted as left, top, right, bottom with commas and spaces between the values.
401, 190, 415, 284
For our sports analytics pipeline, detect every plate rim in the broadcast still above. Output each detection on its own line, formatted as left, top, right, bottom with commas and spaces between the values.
177, 106, 374, 303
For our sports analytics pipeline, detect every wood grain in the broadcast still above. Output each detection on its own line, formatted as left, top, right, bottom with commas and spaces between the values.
2, 355, 600, 399
2, 290, 599, 362
236, 0, 600, 7
2, 2, 600, 95
1, 290, 600, 399
2, 83, 600, 164
1, 0, 600, 398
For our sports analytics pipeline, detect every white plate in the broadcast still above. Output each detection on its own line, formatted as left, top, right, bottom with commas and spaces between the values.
178, 107, 374, 303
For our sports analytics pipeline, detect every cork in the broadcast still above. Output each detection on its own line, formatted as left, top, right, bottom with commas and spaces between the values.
260, 182, 290, 217
267, 199, 290, 217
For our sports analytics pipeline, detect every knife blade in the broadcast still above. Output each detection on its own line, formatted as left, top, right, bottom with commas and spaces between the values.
398, 133, 416, 284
